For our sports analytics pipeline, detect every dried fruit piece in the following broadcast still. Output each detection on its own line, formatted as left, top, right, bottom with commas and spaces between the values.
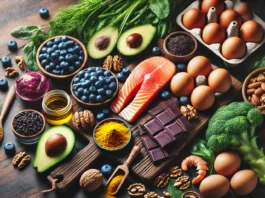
154, 173, 170, 189
127, 183, 146, 196
13, 151, 27, 166
17, 155, 31, 169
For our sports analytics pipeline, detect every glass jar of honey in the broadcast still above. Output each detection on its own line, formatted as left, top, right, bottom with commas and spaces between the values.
42, 90, 73, 125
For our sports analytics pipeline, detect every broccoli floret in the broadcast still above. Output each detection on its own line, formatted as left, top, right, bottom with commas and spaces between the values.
206, 102, 265, 184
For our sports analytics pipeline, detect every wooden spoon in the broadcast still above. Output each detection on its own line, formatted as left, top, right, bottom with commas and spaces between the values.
0, 86, 16, 142
106, 145, 140, 195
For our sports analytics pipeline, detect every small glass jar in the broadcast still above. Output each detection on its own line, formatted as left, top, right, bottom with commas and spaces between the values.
42, 90, 73, 125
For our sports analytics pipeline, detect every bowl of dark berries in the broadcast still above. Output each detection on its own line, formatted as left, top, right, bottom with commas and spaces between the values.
12, 109, 46, 145
163, 31, 198, 62
36, 35, 88, 79
71, 67, 119, 107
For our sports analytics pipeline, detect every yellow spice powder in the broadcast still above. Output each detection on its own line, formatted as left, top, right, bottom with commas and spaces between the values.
106, 175, 124, 195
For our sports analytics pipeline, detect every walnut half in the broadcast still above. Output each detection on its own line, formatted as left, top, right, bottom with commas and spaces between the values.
127, 183, 146, 197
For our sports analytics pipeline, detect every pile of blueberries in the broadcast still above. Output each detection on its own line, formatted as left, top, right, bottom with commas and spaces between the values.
72, 67, 117, 103
38, 36, 84, 75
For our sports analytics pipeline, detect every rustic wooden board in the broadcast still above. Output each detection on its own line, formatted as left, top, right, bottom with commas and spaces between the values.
47, 61, 242, 190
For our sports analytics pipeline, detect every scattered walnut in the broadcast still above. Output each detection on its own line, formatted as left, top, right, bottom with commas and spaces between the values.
144, 192, 160, 198
161, 192, 172, 198
257, 73, 265, 82
13, 151, 27, 166
15, 56, 25, 70
174, 176, 190, 190
169, 166, 182, 178
72, 110, 95, 132
127, 183, 146, 196
103, 55, 113, 70
182, 191, 200, 198
154, 173, 170, 189
181, 105, 198, 120
102, 55, 123, 72
79, 169, 103, 192
17, 155, 31, 169
5, 67, 19, 78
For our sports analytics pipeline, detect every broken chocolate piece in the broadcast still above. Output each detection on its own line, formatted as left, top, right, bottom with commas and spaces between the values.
166, 121, 186, 137
141, 135, 159, 150
154, 130, 175, 148
144, 118, 163, 136
149, 147, 168, 162
156, 111, 174, 126
167, 105, 182, 118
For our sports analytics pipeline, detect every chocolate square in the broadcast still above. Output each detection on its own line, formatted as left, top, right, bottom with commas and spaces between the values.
138, 125, 146, 135
166, 121, 186, 137
148, 101, 168, 116
144, 118, 164, 136
149, 147, 167, 162
141, 135, 159, 150
156, 111, 174, 126
176, 116, 191, 131
154, 130, 175, 148
167, 105, 182, 119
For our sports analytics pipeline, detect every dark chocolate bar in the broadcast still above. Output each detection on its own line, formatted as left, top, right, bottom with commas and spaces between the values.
144, 118, 163, 136
149, 147, 168, 162
176, 116, 191, 131
166, 121, 186, 137
141, 135, 159, 150
167, 104, 182, 119
154, 130, 175, 148
148, 98, 179, 116
156, 111, 174, 126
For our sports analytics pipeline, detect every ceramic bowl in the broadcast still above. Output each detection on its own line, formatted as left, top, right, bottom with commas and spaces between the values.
36, 35, 88, 79
163, 31, 198, 62
93, 118, 131, 151
70, 68, 119, 108
12, 109, 46, 145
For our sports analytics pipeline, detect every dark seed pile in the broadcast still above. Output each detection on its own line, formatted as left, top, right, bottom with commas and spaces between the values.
167, 35, 195, 56
13, 111, 44, 136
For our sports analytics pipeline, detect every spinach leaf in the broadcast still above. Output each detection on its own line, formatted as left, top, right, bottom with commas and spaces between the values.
11, 26, 40, 40
191, 139, 215, 175
148, 0, 170, 20
23, 42, 39, 71
167, 179, 191, 198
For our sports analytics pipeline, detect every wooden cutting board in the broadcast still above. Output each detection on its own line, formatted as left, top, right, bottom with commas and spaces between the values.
47, 61, 242, 190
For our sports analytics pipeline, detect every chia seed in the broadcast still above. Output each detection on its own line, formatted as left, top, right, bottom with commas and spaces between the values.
166, 35, 195, 56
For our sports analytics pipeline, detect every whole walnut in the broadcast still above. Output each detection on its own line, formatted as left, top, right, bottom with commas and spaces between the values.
79, 169, 103, 192
72, 110, 96, 132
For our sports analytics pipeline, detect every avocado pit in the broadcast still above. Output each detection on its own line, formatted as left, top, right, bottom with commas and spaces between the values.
94, 36, 110, 51
126, 33, 143, 48
45, 133, 67, 157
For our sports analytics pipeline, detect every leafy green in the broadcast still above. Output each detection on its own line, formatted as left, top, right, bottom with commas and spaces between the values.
23, 42, 38, 71
191, 139, 215, 175
148, 0, 170, 19
167, 179, 191, 198
11, 26, 40, 40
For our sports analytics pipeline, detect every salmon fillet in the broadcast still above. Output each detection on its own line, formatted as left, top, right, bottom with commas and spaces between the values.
111, 56, 176, 123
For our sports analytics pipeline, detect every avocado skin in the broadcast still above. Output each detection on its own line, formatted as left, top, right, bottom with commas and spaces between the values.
33, 126, 75, 173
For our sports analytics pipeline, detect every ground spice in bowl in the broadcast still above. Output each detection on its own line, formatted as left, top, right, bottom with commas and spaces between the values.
166, 35, 195, 56
93, 119, 131, 150
106, 174, 124, 195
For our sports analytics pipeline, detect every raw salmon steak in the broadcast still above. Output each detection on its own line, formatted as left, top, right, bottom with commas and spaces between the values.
110, 56, 176, 122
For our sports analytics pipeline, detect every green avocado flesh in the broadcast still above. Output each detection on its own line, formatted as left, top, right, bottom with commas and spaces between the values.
87, 26, 119, 59
117, 24, 156, 56
33, 126, 75, 173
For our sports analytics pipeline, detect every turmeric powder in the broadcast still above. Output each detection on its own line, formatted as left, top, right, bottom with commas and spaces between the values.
106, 175, 124, 195
94, 120, 130, 150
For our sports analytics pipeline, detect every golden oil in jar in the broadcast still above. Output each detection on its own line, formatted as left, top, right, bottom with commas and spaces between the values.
42, 90, 72, 125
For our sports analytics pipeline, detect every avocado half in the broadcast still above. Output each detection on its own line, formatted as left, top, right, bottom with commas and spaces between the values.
87, 26, 119, 59
33, 126, 75, 173
117, 24, 156, 56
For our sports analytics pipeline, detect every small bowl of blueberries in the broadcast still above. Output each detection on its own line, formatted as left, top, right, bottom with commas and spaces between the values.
71, 67, 119, 107
36, 35, 88, 79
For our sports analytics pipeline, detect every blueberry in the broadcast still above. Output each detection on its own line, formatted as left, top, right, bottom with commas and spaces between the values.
55, 65, 61, 70
52, 44, 58, 50
58, 42, 67, 49
177, 63, 186, 72
104, 70, 112, 77
65, 54, 74, 62
39, 54, 46, 61
179, 96, 190, 105
95, 81, 102, 88
54, 37, 61, 44
60, 70, 67, 75
78, 56, 84, 62
87, 67, 95, 73
89, 94, 96, 103
101, 164, 113, 176
77, 87, 84, 93
90, 72, 98, 77
61, 36, 68, 42
104, 77, 111, 84
89, 86, 97, 94
66, 40, 75, 47
49, 62, 55, 69
51, 52, 59, 60
45, 65, 52, 72
69, 66, 75, 73
7, 40, 18, 51
39, 8, 49, 19
4, 142, 16, 155
83, 88, 90, 96
60, 61, 69, 69
117, 72, 126, 82
161, 91, 170, 100
109, 76, 116, 82
84, 73, 90, 79
96, 112, 105, 121
74, 91, 81, 98
41, 47, 47, 53
47, 41, 53, 47
109, 82, 117, 90
81, 95, 88, 102
72, 83, 80, 91
103, 85, 108, 89
73, 77, 80, 84
59, 56, 65, 62
79, 50, 84, 56
0, 79, 8, 91
90, 76, 97, 83
122, 68, 131, 76
47, 47, 54, 55
82, 80, 91, 88
102, 109, 111, 116
73, 55, 79, 61
52, 70, 61, 75
98, 76, 105, 84
105, 90, 113, 98
97, 88, 105, 95
96, 69, 104, 76
96, 95, 105, 103
152, 46, 161, 55
41, 59, 49, 66
78, 70, 86, 78
73, 45, 81, 53
1, 57, 12, 67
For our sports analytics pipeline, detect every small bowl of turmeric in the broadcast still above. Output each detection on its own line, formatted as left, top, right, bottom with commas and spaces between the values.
93, 118, 131, 151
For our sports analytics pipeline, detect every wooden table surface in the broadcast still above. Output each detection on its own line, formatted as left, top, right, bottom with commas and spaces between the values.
1, 1, 265, 198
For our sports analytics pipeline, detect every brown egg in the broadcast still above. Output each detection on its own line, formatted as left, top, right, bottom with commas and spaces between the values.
201, 0, 225, 17
199, 175, 230, 198
183, 8, 206, 30
220, 9, 242, 29
240, 20, 264, 43
234, 2, 252, 21
208, 68, 232, 93
202, 23, 226, 44
170, 72, 194, 97
187, 56, 212, 78
231, 170, 258, 195
214, 152, 241, 177
191, 85, 215, 111
222, 37, 246, 59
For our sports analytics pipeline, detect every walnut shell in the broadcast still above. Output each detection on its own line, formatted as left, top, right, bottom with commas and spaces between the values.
79, 169, 103, 192
72, 110, 95, 132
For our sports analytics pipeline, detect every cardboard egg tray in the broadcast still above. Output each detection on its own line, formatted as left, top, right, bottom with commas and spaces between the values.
176, 0, 265, 67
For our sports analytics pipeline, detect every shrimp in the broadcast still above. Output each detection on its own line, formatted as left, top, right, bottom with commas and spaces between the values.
181, 155, 208, 185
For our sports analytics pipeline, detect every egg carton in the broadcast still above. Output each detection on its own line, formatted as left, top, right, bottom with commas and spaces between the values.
176, 0, 265, 67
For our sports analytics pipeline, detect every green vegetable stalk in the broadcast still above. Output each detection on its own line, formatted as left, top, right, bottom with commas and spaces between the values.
206, 102, 265, 183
